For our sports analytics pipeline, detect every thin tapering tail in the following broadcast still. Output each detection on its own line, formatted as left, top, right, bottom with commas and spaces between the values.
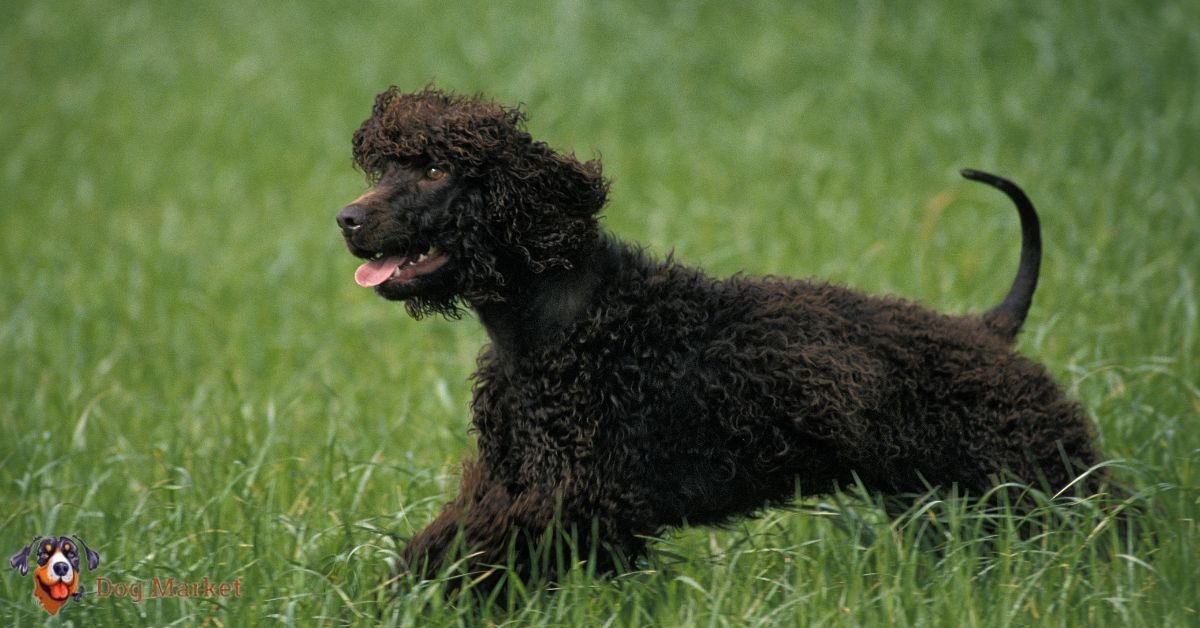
960, 169, 1042, 341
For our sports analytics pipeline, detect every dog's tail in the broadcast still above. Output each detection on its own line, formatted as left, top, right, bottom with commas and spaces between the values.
960, 169, 1042, 342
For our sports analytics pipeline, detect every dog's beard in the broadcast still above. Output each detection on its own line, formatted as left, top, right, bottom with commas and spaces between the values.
390, 250, 517, 320
398, 281, 505, 321
373, 231, 586, 322
402, 294, 466, 320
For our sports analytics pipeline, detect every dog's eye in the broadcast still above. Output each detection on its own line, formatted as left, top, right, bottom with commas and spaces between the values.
424, 167, 447, 181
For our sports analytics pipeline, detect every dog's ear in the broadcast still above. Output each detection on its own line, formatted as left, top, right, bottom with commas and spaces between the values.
72, 535, 100, 571
9, 536, 40, 576
483, 139, 609, 270
501, 145, 608, 220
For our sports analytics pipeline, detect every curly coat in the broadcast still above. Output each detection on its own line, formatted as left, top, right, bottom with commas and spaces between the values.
336, 87, 1101, 588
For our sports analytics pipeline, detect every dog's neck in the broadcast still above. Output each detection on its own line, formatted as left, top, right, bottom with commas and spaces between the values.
474, 237, 618, 358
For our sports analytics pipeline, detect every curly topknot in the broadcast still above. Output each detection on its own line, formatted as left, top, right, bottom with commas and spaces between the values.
353, 87, 526, 179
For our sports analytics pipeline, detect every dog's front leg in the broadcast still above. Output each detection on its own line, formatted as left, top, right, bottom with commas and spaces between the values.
398, 458, 560, 591
397, 457, 643, 593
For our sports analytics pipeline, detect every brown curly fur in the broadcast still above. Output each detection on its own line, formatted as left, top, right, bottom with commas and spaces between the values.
336, 87, 1102, 591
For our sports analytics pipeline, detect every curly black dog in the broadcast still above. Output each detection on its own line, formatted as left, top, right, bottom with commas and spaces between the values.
336, 87, 1101, 588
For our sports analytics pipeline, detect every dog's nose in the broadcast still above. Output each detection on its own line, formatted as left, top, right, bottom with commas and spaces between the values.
53, 562, 69, 576
337, 205, 367, 231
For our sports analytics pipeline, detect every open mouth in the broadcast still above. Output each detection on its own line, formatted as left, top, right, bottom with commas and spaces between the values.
353, 247, 449, 288
37, 574, 72, 601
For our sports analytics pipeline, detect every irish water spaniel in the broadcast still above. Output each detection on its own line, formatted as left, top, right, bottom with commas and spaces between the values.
335, 87, 1101, 588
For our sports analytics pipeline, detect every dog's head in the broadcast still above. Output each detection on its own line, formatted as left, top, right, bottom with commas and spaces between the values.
9, 535, 100, 616
337, 86, 609, 318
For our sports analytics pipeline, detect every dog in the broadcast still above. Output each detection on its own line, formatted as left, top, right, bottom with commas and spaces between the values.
10, 535, 101, 615
337, 87, 1102, 590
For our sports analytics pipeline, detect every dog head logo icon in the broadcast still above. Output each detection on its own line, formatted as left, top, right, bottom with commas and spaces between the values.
9, 535, 101, 615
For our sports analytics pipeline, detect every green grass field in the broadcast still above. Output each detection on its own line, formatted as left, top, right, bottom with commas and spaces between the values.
2, 1, 1197, 625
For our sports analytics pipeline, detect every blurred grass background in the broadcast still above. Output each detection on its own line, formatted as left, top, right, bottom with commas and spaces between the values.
1, 0, 1197, 625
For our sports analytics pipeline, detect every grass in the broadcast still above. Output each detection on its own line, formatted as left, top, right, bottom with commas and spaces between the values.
1, 0, 1197, 625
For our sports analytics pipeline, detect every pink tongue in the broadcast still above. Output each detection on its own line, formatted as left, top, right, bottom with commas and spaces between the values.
50, 582, 70, 600
354, 255, 408, 287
